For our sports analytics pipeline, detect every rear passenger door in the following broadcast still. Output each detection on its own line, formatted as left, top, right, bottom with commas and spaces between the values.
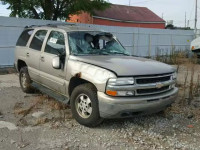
15, 29, 34, 69
27, 30, 48, 82
39, 30, 67, 95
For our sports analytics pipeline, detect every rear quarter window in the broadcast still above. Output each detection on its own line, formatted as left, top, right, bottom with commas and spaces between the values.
16, 29, 34, 46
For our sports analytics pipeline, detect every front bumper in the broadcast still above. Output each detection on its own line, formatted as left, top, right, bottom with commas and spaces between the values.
192, 49, 200, 55
98, 87, 178, 118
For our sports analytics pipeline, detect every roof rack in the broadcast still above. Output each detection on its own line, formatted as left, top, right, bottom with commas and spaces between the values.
25, 22, 76, 28
46, 22, 76, 27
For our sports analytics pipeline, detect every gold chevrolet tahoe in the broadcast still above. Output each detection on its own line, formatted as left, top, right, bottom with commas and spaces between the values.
15, 24, 178, 127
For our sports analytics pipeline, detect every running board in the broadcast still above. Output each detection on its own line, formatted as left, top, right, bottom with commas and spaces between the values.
32, 82, 69, 104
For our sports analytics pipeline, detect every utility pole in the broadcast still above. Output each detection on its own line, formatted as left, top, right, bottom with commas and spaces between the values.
185, 12, 187, 28
129, 0, 131, 6
195, 0, 198, 36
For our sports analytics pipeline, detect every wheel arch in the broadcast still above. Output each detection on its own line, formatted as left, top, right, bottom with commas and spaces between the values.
17, 59, 27, 72
68, 77, 97, 98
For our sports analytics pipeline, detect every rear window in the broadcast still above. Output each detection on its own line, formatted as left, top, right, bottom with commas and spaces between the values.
16, 29, 34, 46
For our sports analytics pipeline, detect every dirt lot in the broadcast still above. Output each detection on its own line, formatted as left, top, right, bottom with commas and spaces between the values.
0, 65, 200, 150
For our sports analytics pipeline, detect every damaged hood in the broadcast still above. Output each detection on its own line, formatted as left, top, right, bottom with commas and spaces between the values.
69, 55, 175, 76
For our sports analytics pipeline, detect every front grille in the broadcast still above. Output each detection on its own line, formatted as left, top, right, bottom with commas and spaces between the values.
137, 86, 170, 95
106, 73, 174, 97
136, 75, 171, 84
134, 73, 174, 96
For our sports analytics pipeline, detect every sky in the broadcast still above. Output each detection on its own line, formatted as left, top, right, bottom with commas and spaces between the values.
109, 0, 199, 28
0, 0, 199, 29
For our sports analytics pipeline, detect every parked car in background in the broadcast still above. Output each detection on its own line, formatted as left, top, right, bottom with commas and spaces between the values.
15, 24, 178, 127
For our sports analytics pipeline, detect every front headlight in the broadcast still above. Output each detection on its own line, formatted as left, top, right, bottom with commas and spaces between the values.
107, 77, 134, 86
106, 77, 135, 96
172, 72, 177, 80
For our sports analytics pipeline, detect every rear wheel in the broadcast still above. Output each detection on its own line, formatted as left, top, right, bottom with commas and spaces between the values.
19, 67, 34, 93
70, 83, 103, 127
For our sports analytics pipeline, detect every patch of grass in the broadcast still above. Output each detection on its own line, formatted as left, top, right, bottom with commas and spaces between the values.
188, 64, 195, 104
193, 74, 200, 97
13, 102, 24, 110
155, 50, 189, 65
155, 49, 200, 106
34, 117, 49, 126
17, 118, 28, 127
46, 98, 72, 121
181, 67, 189, 105
14, 94, 72, 127
14, 95, 47, 117
47, 98, 69, 111
14, 104, 36, 117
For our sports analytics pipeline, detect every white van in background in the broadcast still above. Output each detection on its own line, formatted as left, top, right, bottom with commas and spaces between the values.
190, 37, 200, 56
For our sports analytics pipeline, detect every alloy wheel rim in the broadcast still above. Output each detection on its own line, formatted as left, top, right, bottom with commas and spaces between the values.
21, 73, 27, 88
75, 94, 92, 118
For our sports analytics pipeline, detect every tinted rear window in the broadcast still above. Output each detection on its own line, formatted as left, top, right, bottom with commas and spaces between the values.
16, 29, 34, 46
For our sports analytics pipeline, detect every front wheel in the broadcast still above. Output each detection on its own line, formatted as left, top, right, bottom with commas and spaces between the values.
70, 83, 103, 127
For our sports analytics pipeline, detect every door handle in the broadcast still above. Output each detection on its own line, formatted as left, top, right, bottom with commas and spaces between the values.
26, 53, 29, 57
40, 56, 45, 62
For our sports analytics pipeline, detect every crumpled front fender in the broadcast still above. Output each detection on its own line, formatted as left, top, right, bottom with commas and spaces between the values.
67, 59, 116, 92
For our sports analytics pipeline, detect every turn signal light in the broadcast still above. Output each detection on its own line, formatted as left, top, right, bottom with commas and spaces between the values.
192, 46, 195, 50
106, 90, 117, 96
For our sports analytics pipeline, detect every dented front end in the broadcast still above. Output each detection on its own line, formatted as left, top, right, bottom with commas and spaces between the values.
67, 57, 116, 93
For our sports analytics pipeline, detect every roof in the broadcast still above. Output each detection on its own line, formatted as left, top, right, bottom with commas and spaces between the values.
93, 4, 165, 23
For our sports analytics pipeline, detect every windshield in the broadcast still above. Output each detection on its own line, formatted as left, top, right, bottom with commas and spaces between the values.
68, 31, 130, 56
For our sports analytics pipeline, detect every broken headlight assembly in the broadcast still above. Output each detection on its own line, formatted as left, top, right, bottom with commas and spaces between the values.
172, 72, 177, 80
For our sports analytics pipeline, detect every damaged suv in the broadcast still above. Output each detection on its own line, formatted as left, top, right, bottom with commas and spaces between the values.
15, 24, 178, 127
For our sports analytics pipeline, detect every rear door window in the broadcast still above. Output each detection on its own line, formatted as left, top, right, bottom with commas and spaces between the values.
16, 29, 34, 46
29, 30, 48, 51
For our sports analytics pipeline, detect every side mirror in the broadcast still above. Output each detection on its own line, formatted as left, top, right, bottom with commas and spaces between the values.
52, 56, 61, 69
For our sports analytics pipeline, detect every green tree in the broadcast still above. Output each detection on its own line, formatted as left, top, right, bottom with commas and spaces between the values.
0, 0, 110, 20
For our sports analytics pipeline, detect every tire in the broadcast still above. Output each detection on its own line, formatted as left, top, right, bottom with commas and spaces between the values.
19, 67, 34, 93
70, 83, 103, 127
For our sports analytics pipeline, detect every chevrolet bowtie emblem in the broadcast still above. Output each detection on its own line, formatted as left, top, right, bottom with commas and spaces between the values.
156, 83, 164, 89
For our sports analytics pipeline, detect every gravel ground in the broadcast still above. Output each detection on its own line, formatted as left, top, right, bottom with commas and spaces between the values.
0, 69, 200, 150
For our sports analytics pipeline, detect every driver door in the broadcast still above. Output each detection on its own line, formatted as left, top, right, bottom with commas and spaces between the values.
39, 30, 67, 95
